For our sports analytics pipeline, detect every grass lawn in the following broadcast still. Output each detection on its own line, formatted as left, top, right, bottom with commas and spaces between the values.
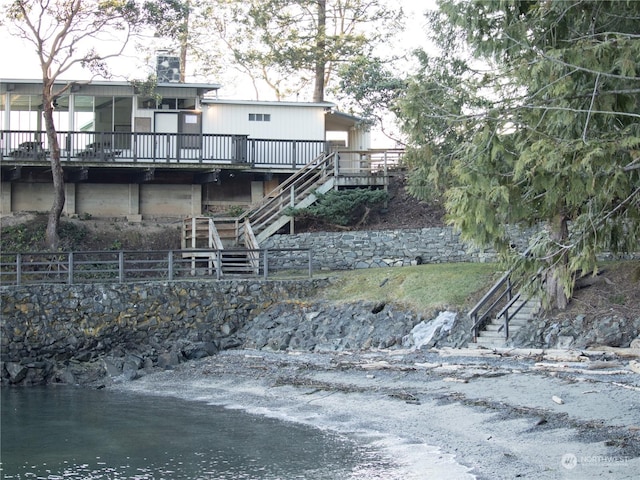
316, 262, 501, 315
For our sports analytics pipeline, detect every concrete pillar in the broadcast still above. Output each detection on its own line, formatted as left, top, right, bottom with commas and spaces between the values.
127, 184, 142, 222
0, 182, 12, 216
64, 183, 76, 216
191, 184, 202, 216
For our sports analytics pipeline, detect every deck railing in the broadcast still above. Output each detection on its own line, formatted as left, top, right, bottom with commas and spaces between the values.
0, 248, 313, 285
1, 130, 328, 167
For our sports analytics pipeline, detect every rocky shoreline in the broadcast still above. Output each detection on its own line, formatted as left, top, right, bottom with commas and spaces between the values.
111, 347, 640, 479
3, 288, 639, 387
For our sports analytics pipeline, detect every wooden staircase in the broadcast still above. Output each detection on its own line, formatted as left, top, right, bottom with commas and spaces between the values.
468, 249, 544, 348
473, 297, 541, 348
181, 216, 259, 276
182, 151, 337, 274
240, 151, 337, 243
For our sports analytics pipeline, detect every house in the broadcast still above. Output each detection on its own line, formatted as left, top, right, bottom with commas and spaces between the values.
1, 78, 401, 225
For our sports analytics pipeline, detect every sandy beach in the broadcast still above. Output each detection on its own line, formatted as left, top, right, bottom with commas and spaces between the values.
110, 347, 640, 479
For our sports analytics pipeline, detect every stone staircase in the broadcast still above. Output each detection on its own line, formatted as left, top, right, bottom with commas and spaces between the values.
473, 297, 541, 349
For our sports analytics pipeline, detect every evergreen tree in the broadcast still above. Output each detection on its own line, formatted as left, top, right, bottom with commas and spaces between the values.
231, 0, 404, 102
397, 0, 640, 309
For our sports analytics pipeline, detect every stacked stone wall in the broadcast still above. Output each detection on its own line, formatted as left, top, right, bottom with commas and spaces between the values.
263, 227, 504, 270
1, 279, 329, 385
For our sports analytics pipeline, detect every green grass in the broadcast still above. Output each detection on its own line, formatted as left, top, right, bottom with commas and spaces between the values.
316, 263, 501, 315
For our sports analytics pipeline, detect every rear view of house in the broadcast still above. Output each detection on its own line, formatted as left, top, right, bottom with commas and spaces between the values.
1, 78, 387, 221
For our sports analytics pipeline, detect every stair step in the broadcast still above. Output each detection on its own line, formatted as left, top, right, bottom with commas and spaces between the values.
484, 324, 523, 332
474, 338, 507, 348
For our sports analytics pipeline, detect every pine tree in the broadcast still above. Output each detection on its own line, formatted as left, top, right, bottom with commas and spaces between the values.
397, 0, 640, 309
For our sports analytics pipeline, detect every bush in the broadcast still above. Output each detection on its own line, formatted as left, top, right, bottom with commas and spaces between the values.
287, 188, 389, 226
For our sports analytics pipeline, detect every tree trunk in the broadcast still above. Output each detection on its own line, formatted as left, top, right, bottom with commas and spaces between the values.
43, 83, 65, 250
545, 213, 570, 310
179, 3, 190, 83
312, 0, 326, 103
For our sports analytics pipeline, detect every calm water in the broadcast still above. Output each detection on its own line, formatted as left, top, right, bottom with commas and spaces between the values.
0, 386, 391, 479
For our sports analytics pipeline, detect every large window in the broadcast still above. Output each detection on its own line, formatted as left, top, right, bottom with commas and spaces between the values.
74, 95, 94, 131
8, 94, 41, 130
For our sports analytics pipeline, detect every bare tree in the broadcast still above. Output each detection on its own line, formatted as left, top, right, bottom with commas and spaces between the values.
5, 0, 140, 249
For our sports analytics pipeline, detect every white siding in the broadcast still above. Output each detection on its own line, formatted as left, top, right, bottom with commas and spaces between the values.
202, 104, 326, 140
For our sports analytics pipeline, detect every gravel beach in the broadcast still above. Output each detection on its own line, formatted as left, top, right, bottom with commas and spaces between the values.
110, 347, 640, 479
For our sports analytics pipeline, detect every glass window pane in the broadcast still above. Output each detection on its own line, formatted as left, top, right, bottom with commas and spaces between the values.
178, 98, 196, 109
74, 95, 94, 131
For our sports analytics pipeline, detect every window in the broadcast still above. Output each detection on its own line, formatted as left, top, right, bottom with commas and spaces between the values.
249, 113, 271, 122
139, 97, 196, 110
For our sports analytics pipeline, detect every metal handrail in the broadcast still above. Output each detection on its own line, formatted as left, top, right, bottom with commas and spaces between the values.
468, 246, 535, 341
0, 248, 313, 286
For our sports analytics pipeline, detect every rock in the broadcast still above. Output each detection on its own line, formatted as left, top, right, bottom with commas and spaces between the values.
6, 362, 28, 383
184, 342, 218, 360
555, 335, 574, 349
157, 351, 181, 369
630, 337, 640, 349
103, 357, 123, 377
55, 368, 76, 385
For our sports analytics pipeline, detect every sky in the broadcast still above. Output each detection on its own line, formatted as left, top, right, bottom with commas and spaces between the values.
0, 0, 437, 146
0, 0, 435, 87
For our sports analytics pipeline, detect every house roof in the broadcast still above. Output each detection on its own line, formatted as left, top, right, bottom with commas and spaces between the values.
201, 97, 335, 107
0, 78, 222, 94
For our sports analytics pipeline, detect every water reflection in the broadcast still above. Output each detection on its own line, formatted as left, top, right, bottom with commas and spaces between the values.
1, 386, 389, 479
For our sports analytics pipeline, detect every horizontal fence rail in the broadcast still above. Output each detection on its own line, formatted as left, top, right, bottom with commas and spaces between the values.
1, 130, 328, 167
336, 148, 406, 176
0, 248, 313, 286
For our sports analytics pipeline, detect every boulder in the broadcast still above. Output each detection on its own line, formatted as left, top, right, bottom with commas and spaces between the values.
6, 362, 28, 383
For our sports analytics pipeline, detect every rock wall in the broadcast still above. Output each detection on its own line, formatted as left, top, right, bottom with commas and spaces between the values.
509, 314, 640, 350
0, 279, 330, 386
237, 301, 470, 353
263, 227, 504, 270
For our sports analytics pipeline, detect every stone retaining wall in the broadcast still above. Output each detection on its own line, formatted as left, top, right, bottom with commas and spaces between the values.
0, 279, 330, 386
263, 227, 503, 270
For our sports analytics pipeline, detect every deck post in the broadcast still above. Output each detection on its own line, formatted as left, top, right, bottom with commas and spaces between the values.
16, 253, 22, 286
263, 249, 269, 279
118, 252, 125, 283
68, 252, 74, 285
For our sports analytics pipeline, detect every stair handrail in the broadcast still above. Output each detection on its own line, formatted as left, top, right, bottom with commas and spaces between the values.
242, 219, 260, 274
469, 246, 534, 341
469, 271, 514, 341
208, 218, 225, 250
183, 216, 224, 250
495, 266, 544, 337
237, 152, 336, 238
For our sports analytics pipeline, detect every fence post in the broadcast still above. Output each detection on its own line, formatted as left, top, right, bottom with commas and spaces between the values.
133, 133, 138, 162
291, 141, 297, 168
308, 249, 313, 278
263, 249, 269, 279
68, 252, 74, 285
16, 253, 22, 286
119, 252, 125, 283
216, 250, 222, 280
168, 250, 174, 281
